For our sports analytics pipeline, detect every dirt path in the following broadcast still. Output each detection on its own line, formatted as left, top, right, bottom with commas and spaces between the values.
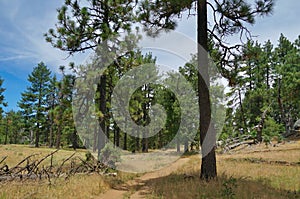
97, 157, 190, 199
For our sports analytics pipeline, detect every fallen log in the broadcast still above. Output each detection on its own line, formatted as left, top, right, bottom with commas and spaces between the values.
223, 140, 255, 152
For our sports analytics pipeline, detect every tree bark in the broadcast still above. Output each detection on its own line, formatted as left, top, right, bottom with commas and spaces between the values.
115, 125, 120, 147
98, 75, 107, 160
135, 129, 140, 152
123, 132, 127, 150
4, 116, 8, 145
176, 137, 180, 152
72, 129, 78, 150
49, 113, 54, 148
198, 0, 217, 179
184, 139, 189, 152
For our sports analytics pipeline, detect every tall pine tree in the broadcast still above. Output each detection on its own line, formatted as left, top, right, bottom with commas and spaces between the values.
18, 62, 52, 147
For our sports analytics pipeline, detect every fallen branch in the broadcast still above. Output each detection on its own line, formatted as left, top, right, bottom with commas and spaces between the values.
0, 150, 110, 182
0, 156, 7, 165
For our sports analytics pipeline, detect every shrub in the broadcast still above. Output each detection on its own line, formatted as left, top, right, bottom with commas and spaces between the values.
99, 143, 121, 169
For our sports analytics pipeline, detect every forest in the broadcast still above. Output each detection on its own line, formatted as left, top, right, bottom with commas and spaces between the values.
0, 34, 299, 154
0, 0, 299, 198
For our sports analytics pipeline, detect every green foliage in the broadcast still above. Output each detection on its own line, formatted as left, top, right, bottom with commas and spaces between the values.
262, 116, 284, 143
85, 151, 94, 162
220, 177, 238, 199
0, 77, 6, 116
222, 34, 300, 142
18, 62, 52, 147
45, 0, 138, 52
4, 111, 24, 144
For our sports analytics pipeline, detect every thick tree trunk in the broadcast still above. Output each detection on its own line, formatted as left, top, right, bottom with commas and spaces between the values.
198, 0, 217, 179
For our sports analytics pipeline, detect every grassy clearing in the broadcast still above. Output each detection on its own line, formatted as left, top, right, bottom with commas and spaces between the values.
0, 145, 87, 167
144, 141, 300, 199
0, 145, 139, 199
0, 174, 109, 199
0, 141, 300, 199
145, 173, 298, 199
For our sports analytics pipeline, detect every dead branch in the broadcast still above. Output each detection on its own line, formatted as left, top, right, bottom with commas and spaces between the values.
0, 150, 110, 183
0, 156, 7, 165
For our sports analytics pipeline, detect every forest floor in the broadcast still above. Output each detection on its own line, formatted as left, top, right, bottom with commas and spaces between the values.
0, 139, 299, 199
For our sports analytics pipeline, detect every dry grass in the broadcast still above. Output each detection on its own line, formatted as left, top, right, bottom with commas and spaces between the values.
0, 174, 109, 199
144, 140, 300, 199
0, 145, 87, 167
0, 145, 139, 199
145, 173, 298, 199
1, 141, 300, 199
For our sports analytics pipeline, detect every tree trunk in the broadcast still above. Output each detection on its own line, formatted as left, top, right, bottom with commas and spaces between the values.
256, 106, 269, 142
56, 125, 61, 149
158, 131, 163, 149
176, 137, 180, 152
198, 0, 217, 179
4, 117, 8, 145
184, 139, 189, 152
135, 129, 140, 152
55, 109, 62, 149
142, 85, 149, 153
49, 96, 55, 148
115, 126, 120, 147
142, 136, 148, 152
35, 96, 42, 148
72, 129, 78, 150
123, 132, 127, 150
238, 89, 247, 129
49, 115, 53, 148
35, 123, 40, 148
98, 75, 107, 160
123, 117, 128, 150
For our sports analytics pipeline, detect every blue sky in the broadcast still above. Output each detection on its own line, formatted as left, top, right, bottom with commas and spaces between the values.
0, 0, 300, 111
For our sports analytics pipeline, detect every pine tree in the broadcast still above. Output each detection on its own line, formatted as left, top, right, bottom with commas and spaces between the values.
45, 0, 139, 155
0, 77, 6, 117
18, 62, 52, 147
138, 0, 274, 179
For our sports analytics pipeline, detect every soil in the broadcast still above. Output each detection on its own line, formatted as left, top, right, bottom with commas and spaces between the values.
97, 157, 190, 199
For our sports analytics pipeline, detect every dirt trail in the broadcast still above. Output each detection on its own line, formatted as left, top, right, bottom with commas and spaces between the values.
97, 157, 190, 199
